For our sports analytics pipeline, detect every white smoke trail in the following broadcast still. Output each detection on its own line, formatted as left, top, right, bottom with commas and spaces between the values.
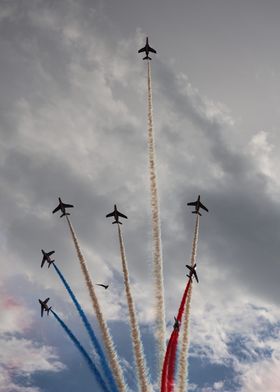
177, 215, 200, 392
177, 284, 192, 392
66, 217, 127, 392
147, 60, 166, 369
117, 224, 152, 392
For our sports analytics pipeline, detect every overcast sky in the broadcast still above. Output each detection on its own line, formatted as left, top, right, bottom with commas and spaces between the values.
1, 1, 280, 391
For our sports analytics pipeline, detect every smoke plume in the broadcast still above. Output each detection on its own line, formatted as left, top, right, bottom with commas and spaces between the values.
117, 224, 152, 392
51, 309, 110, 392
66, 216, 127, 392
53, 263, 118, 392
147, 60, 166, 369
178, 215, 200, 392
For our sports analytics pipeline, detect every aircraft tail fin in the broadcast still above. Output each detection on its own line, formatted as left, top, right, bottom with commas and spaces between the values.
60, 212, 71, 218
112, 221, 122, 225
192, 211, 202, 216
143, 56, 152, 60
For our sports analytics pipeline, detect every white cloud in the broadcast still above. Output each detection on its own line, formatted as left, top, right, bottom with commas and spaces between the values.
213, 381, 224, 390
0, 291, 65, 391
0, 367, 40, 392
239, 357, 280, 392
0, 295, 33, 334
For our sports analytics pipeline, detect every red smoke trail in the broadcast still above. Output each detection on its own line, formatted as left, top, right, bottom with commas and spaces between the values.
166, 331, 178, 392
177, 279, 191, 323
161, 279, 192, 392
161, 331, 176, 392
178, 215, 200, 392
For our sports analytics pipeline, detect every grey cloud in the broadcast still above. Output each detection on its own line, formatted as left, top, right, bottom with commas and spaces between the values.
2, 1, 280, 390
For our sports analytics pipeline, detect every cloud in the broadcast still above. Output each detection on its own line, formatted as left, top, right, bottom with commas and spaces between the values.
1, 1, 280, 390
0, 290, 65, 391
0, 295, 33, 334
239, 357, 280, 392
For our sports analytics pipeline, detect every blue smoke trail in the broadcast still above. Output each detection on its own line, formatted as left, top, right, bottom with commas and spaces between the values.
53, 263, 118, 392
51, 310, 110, 392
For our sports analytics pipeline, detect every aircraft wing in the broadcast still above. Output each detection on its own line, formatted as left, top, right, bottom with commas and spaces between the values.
118, 212, 128, 219
138, 47, 145, 53
48, 251, 55, 256
199, 202, 208, 212
41, 258, 46, 268
193, 270, 199, 283
187, 202, 196, 206
106, 212, 114, 218
62, 203, 74, 208
148, 46, 157, 54
44, 298, 50, 304
52, 205, 60, 214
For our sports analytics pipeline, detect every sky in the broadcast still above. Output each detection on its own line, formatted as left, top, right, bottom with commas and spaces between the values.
1, 0, 280, 391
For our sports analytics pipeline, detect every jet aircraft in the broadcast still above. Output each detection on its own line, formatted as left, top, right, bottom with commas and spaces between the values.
41, 249, 55, 268
138, 37, 157, 60
96, 284, 109, 290
38, 298, 52, 317
106, 204, 128, 225
187, 195, 208, 216
173, 317, 180, 331
52, 197, 74, 218
186, 263, 199, 283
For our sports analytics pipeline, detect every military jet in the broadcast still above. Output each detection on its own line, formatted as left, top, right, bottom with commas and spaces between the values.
138, 37, 157, 60
38, 298, 52, 317
96, 284, 109, 290
41, 249, 55, 268
187, 195, 208, 216
106, 204, 128, 225
52, 197, 74, 218
173, 317, 180, 331
186, 264, 199, 283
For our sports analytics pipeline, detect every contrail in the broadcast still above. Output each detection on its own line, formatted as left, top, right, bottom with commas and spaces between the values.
117, 224, 152, 392
53, 263, 118, 392
51, 309, 110, 392
147, 60, 166, 369
178, 215, 200, 392
66, 216, 127, 392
